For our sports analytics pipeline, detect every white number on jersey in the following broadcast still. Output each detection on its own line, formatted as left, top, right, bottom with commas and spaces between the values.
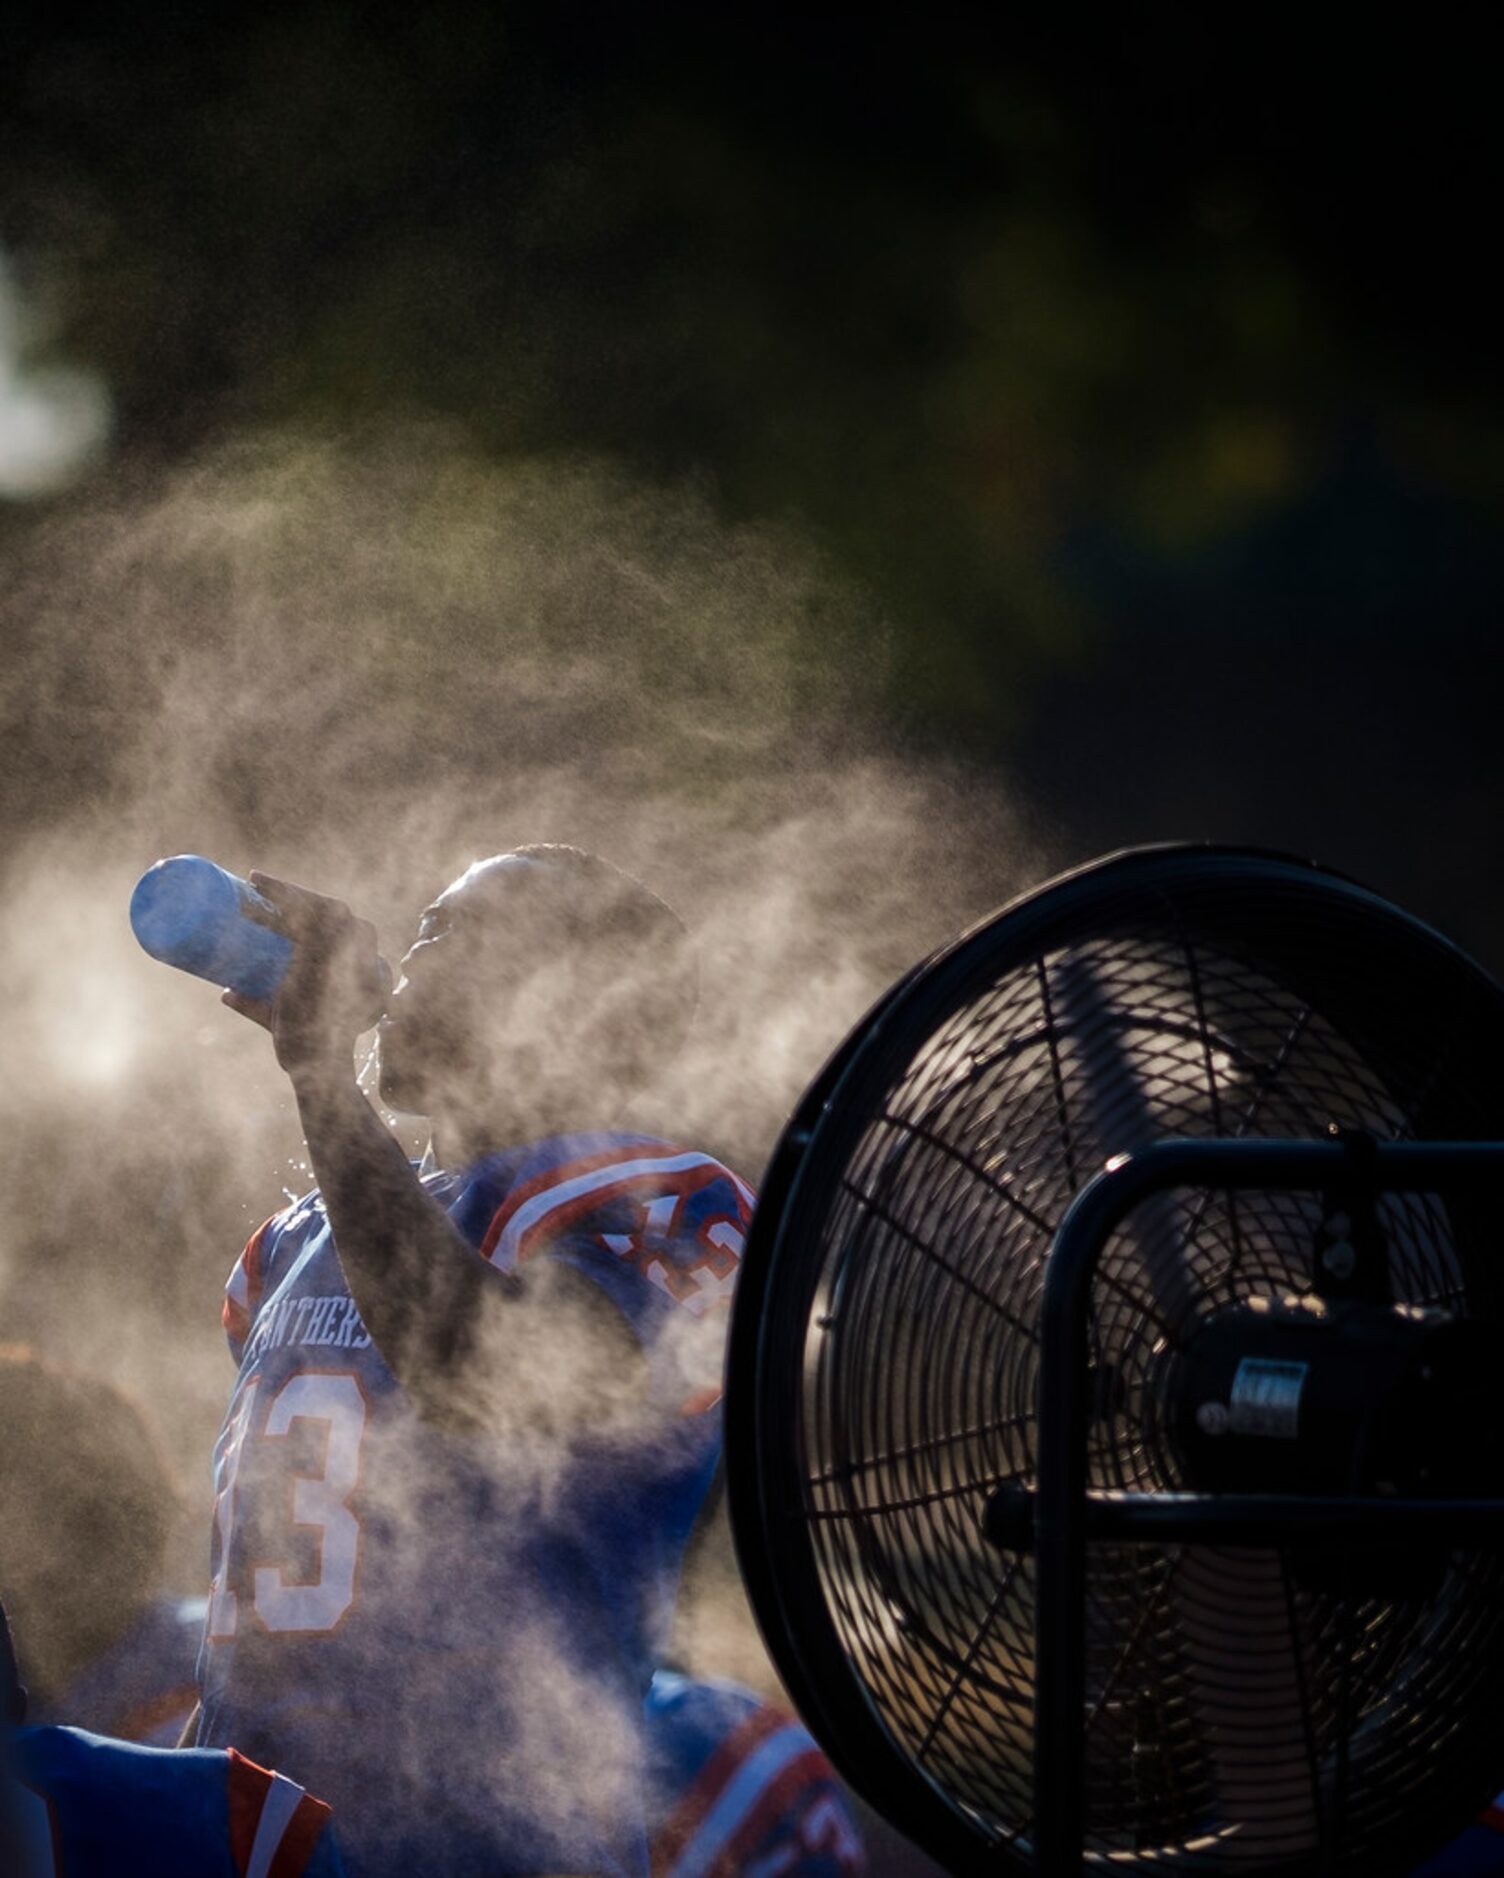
208, 1369, 369, 1638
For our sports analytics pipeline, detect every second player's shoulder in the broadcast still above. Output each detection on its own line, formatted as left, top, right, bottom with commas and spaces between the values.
12, 1721, 219, 1810
643, 1674, 866, 1876
11, 1720, 106, 1790
649, 1675, 803, 1772
13, 1726, 343, 1877
645, 1669, 769, 1771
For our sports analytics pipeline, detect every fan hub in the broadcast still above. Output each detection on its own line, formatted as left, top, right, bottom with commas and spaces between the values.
1173, 1295, 1499, 1503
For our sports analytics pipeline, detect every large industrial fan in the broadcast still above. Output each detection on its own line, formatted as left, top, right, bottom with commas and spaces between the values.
726, 845, 1504, 1874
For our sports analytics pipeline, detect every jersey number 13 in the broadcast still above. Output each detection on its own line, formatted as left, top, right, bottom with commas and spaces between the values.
208, 1370, 368, 1637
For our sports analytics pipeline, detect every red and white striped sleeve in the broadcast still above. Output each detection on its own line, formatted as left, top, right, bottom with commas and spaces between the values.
478, 1142, 751, 1278
226, 1748, 334, 1878
652, 1706, 862, 1878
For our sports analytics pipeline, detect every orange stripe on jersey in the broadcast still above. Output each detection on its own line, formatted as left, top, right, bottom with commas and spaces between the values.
652, 1702, 794, 1872
228, 1748, 275, 1873
223, 1294, 251, 1347
227, 1748, 333, 1878
478, 1142, 681, 1263
243, 1218, 275, 1321
224, 1217, 277, 1349
268, 1786, 335, 1878
697, 1747, 839, 1878
508, 1159, 721, 1268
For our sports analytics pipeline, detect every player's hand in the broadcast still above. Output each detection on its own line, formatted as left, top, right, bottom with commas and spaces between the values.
222, 872, 387, 1078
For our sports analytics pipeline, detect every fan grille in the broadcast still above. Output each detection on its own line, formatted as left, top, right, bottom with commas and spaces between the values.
745, 852, 1504, 1871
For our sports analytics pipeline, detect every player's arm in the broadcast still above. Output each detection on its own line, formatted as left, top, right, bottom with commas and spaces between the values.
224, 876, 645, 1432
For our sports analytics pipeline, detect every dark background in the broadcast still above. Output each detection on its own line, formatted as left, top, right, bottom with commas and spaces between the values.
0, 10, 1499, 1870
3, 3, 1500, 951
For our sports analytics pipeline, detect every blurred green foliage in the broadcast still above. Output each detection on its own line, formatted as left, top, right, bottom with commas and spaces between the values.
3, 4, 1502, 938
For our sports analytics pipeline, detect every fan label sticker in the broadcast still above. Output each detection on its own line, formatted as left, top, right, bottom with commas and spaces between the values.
1228, 1357, 1307, 1438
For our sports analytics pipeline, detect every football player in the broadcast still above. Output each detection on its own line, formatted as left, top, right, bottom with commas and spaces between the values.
644, 1670, 866, 1877
2, 1593, 344, 1876
194, 847, 750, 1876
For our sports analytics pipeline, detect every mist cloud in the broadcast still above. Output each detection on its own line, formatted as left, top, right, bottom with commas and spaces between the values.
0, 423, 1043, 1698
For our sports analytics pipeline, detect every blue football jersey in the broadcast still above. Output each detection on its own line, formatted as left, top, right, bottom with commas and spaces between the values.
58, 1594, 206, 1746
199, 1133, 751, 1878
644, 1673, 865, 1878
8, 1724, 343, 1877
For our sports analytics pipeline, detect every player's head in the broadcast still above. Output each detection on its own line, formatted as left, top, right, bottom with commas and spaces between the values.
0, 1347, 178, 1702
378, 845, 695, 1134
0, 1594, 25, 1727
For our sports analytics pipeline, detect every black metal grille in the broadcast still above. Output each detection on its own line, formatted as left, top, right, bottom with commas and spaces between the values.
733, 848, 1504, 1872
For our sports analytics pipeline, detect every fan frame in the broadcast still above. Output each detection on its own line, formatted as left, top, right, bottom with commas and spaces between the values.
726, 843, 1504, 1875
1030, 1134, 1504, 1875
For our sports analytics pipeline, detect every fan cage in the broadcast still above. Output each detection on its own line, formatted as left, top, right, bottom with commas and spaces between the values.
729, 847, 1504, 1875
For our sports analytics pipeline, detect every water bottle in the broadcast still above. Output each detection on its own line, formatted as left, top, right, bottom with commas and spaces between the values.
130, 856, 295, 1003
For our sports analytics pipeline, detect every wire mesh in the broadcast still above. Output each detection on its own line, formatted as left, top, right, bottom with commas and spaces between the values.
777, 859, 1504, 1870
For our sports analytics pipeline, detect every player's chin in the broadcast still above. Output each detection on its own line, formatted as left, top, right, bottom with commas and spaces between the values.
375, 1025, 428, 1115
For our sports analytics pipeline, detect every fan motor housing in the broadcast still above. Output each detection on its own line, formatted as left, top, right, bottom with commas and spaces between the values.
1172, 1296, 1503, 1504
